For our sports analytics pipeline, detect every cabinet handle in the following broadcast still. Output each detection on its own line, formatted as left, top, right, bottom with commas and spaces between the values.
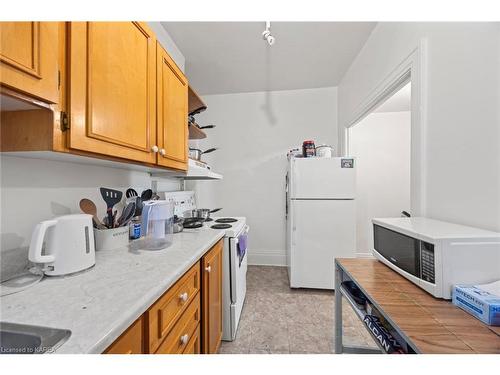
160, 148, 166, 156
205, 265, 211, 273
180, 334, 189, 345
151, 145, 159, 153
179, 292, 188, 302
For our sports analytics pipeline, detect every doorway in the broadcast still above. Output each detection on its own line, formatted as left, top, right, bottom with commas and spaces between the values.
348, 82, 411, 256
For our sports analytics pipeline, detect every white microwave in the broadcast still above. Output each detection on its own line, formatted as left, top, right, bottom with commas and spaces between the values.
372, 217, 500, 299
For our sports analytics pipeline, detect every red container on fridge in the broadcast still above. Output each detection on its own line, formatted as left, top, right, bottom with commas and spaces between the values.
302, 140, 316, 157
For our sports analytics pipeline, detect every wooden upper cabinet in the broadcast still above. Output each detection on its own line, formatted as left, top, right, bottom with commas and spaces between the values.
156, 42, 188, 170
68, 22, 157, 164
0, 22, 59, 103
202, 240, 223, 354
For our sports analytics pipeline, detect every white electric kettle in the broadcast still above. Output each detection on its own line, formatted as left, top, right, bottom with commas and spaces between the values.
29, 214, 96, 276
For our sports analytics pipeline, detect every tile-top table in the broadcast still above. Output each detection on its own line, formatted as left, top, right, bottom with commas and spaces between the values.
335, 258, 500, 354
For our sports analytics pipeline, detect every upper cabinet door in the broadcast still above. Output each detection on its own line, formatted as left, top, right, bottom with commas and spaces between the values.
157, 43, 188, 170
69, 22, 157, 164
0, 22, 59, 103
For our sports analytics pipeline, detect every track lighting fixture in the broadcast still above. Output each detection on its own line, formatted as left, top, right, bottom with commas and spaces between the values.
262, 21, 275, 46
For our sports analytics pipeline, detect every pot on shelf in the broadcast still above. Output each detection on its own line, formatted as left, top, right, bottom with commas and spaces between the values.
188, 147, 217, 161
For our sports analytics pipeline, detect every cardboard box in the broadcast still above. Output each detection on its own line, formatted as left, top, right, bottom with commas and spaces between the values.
452, 283, 500, 326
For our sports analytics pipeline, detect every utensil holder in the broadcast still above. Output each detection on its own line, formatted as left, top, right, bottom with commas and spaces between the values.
94, 227, 129, 251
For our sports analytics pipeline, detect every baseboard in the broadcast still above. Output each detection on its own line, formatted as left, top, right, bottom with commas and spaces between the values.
248, 250, 287, 266
248, 250, 373, 266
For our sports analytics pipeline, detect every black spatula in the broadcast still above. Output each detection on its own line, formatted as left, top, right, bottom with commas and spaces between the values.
100, 187, 123, 229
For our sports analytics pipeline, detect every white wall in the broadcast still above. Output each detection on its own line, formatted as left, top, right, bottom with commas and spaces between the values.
338, 23, 500, 232
0, 155, 180, 279
349, 112, 411, 255
187, 87, 338, 265
148, 22, 185, 72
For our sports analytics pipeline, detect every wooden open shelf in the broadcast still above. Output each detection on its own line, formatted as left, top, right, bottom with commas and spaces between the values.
188, 85, 206, 115
188, 120, 207, 140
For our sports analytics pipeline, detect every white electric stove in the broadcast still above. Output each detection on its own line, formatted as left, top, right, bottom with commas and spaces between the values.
160, 191, 248, 341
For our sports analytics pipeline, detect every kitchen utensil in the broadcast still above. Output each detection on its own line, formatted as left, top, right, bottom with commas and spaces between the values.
117, 202, 136, 227
99, 187, 122, 229
94, 226, 129, 251
28, 214, 96, 276
112, 210, 117, 228
126, 188, 138, 199
141, 189, 153, 202
183, 208, 222, 221
135, 196, 144, 217
188, 147, 217, 161
316, 145, 333, 158
141, 200, 174, 250
79, 198, 106, 229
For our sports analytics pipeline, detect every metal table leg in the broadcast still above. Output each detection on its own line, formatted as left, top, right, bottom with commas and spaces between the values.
334, 262, 343, 354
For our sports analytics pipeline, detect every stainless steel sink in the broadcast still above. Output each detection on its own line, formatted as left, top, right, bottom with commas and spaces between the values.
0, 322, 71, 354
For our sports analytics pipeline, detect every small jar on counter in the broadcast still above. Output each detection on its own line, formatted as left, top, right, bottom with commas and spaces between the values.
129, 217, 141, 240
302, 140, 316, 157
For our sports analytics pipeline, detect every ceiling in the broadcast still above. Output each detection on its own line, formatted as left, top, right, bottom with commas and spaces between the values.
162, 22, 376, 95
374, 82, 411, 113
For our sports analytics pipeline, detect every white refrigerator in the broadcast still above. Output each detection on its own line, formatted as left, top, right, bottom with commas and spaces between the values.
286, 157, 356, 289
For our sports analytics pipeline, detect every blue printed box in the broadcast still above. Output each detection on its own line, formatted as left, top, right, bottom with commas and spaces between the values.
452, 285, 500, 326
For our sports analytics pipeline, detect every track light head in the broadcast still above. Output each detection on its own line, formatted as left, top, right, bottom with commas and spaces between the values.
262, 22, 275, 46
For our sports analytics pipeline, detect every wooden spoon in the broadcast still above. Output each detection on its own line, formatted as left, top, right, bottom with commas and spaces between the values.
79, 198, 106, 229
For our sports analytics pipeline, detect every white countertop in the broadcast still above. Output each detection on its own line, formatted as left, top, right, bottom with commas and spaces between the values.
372, 217, 500, 242
0, 226, 225, 353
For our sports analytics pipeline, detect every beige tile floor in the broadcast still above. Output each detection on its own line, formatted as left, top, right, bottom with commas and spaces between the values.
219, 265, 377, 354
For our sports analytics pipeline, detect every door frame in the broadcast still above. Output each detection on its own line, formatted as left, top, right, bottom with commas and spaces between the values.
342, 39, 428, 217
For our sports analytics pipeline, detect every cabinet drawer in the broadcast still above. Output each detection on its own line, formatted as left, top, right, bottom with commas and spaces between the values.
104, 317, 143, 354
154, 293, 201, 354
183, 324, 201, 354
147, 262, 200, 352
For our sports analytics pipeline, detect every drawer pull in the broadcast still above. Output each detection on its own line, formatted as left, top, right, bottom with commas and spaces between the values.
179, 292, 188, 302
205, 265, 211, 273
180, 334, 189, 345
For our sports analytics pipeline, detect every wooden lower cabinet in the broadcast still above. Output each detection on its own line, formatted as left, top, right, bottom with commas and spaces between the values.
183, 325, 201, 354
146, 263, 200, 353
104, 317, 143, 354
104, 240, 223, 354
201, 239, 223, 354
154, 294, 201, 354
